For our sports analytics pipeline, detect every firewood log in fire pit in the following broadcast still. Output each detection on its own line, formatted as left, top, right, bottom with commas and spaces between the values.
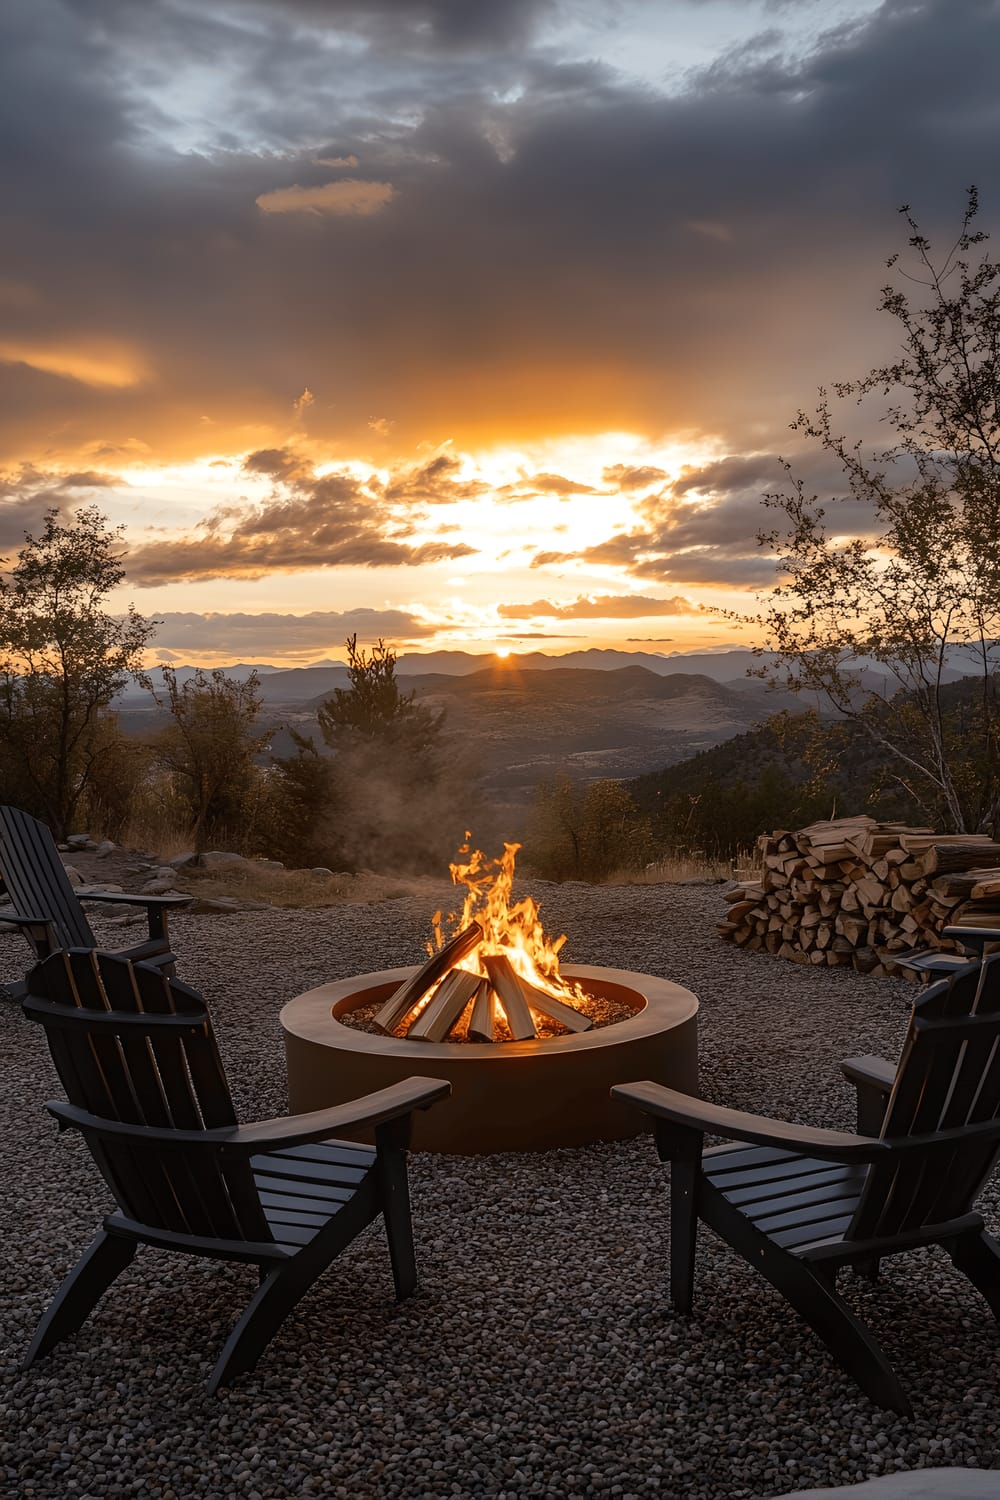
407, 968, 482, 1042
372, 921, 483, 1034
483, 952, 593, 1040
467, 980, 498, 1042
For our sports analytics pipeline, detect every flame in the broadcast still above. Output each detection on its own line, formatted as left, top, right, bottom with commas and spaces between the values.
429, 834, 587, 1005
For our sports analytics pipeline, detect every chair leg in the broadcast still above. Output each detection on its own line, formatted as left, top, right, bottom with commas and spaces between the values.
378, 1145, 417, 1301
670, 1155, 699, 1315
24, 1230, 136, 1367
208, 1192, 378, 1394
654, 1123, 701, 1316
948, 1230, 1000, 1320
208, 1263, 314, 1395
705, 1188, 912, 1416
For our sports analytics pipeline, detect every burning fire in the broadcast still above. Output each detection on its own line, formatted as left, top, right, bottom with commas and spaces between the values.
371, 834, 593, 1042
429, 835, 588, 1007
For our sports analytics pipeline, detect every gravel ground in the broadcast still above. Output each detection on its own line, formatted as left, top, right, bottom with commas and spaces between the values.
1, 879, 998, 1499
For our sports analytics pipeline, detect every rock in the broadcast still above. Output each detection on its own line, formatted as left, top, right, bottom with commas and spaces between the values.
254, 859, 284, 874
61, 863, 85, 887
77, 883, 124, 895
310, 867, 335, 878
141, 878, 184, 895
200, 851, 251, 871
66, 833, 90, 847
94, 839, 117, 859
168, 852, 202, 870
185, 896, 243, 914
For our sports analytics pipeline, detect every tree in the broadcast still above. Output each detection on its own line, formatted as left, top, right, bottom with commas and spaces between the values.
315, 635, 460, 872
151, 668, 269, 852
528, 775, 651, 881
756, 188, 1000, 832
263, 730, 344, 870
0, 506, 155, 840
317, 635, 444, 754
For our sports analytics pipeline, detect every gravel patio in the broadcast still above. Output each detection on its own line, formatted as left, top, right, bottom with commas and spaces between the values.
1, 880, 998, 1499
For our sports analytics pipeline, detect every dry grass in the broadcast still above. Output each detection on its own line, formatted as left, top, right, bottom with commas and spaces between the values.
605, 847, 757, 884
179, 862, 448, 909
117, 813, 194, 864
175, 853, 758, 909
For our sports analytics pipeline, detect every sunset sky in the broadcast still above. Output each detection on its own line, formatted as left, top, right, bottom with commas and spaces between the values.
3, 0, 999, 665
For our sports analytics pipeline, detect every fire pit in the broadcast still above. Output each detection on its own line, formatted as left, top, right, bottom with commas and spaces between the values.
281, 839, 698, 1153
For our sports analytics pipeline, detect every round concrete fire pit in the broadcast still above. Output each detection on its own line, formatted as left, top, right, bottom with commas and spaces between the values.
281, 964, 698, 1153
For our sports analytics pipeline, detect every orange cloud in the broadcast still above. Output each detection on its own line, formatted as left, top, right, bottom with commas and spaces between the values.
0, 342, 147, 388
256, 179, 396, 216
499, 594, 698, 620
124, 447, 476, 584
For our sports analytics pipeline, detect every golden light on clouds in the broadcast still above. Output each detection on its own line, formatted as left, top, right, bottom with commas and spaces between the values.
255, 179, 397, 216
0, 341, 147, 388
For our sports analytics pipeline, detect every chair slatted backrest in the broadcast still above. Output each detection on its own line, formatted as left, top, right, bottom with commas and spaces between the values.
0, 805, 95, 949
24, 949, 272, 1245
848, 953, 1000, 1242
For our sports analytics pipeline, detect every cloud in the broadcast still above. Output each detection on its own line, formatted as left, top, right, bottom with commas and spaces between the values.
518, 472, 600, 496
255, 179, 396, 216
498, 593, 698, 620
125, 448, 477, 584
0, 342, 147, 388
528, 443, 887, 588
0, 464, 121, 552
4, 0, 999, 470
152, 607, 437, 658
383, 453, 488, 504
603, 465, 669, 491
257, 0, 555, 49
684, 219, 732, 243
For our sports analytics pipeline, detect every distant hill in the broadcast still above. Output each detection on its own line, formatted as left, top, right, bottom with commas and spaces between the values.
393, 646, 786, 681
118, 643, 979, 707
626, 694, 957, 855
308, 663, 803, 798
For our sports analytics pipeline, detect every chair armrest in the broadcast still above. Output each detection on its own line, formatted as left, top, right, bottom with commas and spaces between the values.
0, 911, 56, 930
76, 892, 192, 909
942, 926, 1000, 955
840, 1055, 895, 1092
76, 890, 190, 944
611, 1080, 886, 1163
0, 911, 58, 957
840, 1055, 896, 1135
47, 1077, 452, 1151
235, 1077, 452, 1149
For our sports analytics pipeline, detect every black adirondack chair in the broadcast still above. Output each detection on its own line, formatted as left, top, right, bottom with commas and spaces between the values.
613, 952, 1000, 1415
0, 805, 188, 995
22, 948, 450, 1393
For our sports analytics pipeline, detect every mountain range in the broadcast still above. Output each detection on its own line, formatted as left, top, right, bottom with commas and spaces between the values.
113, 648, 984, 835
122, 647, 787, 704
121, 643, 980, 707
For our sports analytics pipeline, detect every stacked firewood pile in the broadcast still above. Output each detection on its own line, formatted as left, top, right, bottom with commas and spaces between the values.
719, 816, 1000, 976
